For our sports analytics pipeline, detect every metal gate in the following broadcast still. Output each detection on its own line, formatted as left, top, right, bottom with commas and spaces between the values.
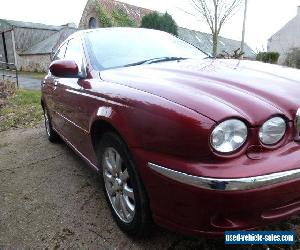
0, 61, 19, 88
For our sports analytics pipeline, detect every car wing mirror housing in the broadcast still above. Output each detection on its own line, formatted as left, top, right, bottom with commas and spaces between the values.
50, 59, 80, 78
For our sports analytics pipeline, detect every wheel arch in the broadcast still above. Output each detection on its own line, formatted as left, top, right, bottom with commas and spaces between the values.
89, 104, 142, 154
90, 118, 123, 153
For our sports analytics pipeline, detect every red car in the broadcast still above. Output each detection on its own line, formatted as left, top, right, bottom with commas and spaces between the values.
41, 28, 300, 237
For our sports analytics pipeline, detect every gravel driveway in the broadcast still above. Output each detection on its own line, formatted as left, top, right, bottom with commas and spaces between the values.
0, 125, 299, 249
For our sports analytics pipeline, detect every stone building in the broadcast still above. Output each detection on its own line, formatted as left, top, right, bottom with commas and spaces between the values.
268, 6, 300, 64
0, 19, 76, 72
79, 0, 152, 29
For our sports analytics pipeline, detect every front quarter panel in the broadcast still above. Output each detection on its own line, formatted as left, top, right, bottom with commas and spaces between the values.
88, 79, 215, 162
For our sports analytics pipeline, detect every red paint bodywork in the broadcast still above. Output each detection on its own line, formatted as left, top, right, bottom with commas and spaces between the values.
41, 31, 300, 237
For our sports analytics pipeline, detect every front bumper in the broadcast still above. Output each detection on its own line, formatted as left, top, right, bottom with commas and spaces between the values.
148, 165, 300, 237
148, 163, 300, 191
132, 145, 300, 237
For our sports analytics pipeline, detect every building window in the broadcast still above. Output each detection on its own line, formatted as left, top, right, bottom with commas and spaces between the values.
89, 17, 97, 29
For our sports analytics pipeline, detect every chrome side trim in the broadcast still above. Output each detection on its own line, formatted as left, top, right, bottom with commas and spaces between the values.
55, 111, 89, 134
66, 89, 127, 107
148, 163, 300, 191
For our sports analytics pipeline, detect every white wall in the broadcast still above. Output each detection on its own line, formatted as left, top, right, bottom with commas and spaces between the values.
268, 7, 300, 64
17, 54, 51, 72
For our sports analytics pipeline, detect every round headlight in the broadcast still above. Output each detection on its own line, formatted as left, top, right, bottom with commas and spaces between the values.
210, 119, 248, 153
259, 117, 286, 145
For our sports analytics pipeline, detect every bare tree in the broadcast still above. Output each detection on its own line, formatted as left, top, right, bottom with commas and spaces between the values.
190, 0, 243, 57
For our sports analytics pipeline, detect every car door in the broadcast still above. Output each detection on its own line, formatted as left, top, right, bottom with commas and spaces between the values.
53, 36, 89, 150
43, 42, 68, 133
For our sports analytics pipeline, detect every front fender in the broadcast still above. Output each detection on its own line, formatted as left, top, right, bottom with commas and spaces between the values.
88, 83, 215, 161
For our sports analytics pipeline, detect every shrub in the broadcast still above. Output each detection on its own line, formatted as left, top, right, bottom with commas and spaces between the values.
285, 48, 300, 69
217, 48, 245, 59
96, 4, 113, 27
0, 80, 16, 100
96, 4, 136, 28
112, 8, 136, 27
256, 52, 280, 64
141, 12, 178, 36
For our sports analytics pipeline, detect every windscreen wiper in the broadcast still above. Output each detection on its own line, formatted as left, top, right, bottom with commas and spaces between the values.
124, 57, 188, 67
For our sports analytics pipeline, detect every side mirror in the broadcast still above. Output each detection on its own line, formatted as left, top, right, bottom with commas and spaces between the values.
49, 59, 79, 78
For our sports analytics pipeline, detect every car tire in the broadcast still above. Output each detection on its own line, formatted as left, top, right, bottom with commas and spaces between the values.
97, 132, 152, 237
43, 108, 59, 143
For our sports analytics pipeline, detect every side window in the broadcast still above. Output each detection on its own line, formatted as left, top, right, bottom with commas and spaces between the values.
53, 43, 67, 61
64, 37, 84, 71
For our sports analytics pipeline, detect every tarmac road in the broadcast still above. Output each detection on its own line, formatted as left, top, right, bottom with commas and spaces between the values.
18, 74, 42, 90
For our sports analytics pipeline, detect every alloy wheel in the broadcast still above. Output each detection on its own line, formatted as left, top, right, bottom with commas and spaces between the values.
102, 147, 135, 223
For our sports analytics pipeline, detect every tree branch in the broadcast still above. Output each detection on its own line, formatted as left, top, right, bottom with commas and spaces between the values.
189, 0, 242, 56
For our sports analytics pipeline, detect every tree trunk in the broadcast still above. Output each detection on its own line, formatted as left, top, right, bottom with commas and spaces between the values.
213, 32, 218, 57
213, 2, 218, 57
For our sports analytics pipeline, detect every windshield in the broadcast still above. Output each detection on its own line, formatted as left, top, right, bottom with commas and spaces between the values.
85, 28, 207, 70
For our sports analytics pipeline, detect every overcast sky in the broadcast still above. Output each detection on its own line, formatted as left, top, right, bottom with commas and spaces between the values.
1, 0, 300, 51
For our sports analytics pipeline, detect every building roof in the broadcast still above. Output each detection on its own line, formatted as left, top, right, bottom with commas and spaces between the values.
20, 27, 77, 55
0, 18, 77, 55
178, 27, 256, 58
0, 19, 62, 31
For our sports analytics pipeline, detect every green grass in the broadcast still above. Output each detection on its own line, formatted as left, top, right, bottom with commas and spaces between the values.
0, 89, 43, 131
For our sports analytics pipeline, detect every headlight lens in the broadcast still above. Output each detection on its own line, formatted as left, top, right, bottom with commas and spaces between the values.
259, 117, 286, 145
210, 119, 248, 153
